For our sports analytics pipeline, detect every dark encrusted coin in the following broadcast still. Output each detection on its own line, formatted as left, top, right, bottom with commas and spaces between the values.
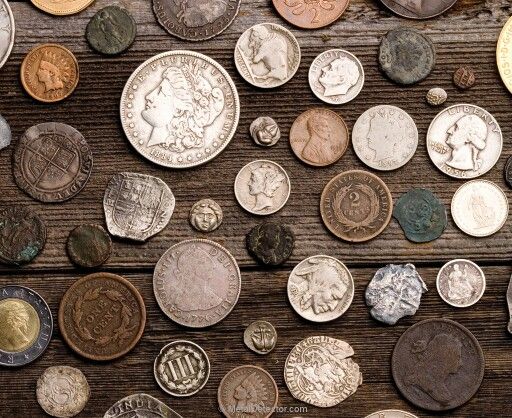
392, 319, 484, 411
505, 156, 512, 189
246, 223, 294, 266
453, 66, 476, 89
393, 189, 447, 243
379, 0, 458, 19
67, 224, 112, 268
0, 205, 46, 266
379, 27, 436, 85
86, 5, 136, 55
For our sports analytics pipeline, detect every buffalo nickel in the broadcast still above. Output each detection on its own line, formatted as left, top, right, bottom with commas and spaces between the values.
379, 0, 457, 19
272, 0, 349, 29
246, 222, 294, 266
243, 321, 277, 355
120, 50, 240, 168
0, 113, 11, 150
189, 199, 223, 233
437, 259, 485, 308
104, 393, 183, 418
365, 411, 418, 418
497, 16, 512, 95
507, 275, 512, 334
250, 117, 281, 147
0, 0, 14, 69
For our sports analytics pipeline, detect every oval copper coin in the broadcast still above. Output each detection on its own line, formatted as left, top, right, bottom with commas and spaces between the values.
392, 318, 485, 411
31, 0, 95, 15
320, 170, 393, 242
21, 44, 79, 103
290, 108, 349, 167
66, 224, 112, 268
272, 0, 350, 29
13, 123, 93, 203
58, 273, 146, 361
380, 0, 457, 19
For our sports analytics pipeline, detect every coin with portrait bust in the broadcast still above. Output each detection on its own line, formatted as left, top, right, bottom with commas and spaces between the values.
0, 113, 11, 150
379, 0, 457, 19
31, 0, 94, 15
365, 411, 418, 418
67, 224, 112, 268
246, 222, 294, 266
104, 393, 183, 418
437, 259, 485, 308
507, 275, 512, 334
498, 16, 512, 95
0, 0, 14, 70
250, 117, 281, 147
189, 199, 223, 233
243, 321, 277, 355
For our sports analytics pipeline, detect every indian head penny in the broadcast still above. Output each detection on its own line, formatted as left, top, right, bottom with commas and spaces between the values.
104, 393, 183, 418
235, 23, 301, 89
31, 0, 94, 15
365, 411, 418, 418
272, 0, 349, 29
427, 104, 502, 179
437, 259, 485, 308
153, 239, 241, 328
353, 105, 418, 171
243, 321, 277, 355
379, 0, 457, 19
498, 16, 512, 95
120, 50, 240, 168
290, 108, 349, 167
451, 180, 508, 237
0, 0, 14, 69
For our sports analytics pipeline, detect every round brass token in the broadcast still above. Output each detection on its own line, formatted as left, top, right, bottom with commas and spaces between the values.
497, 16, 512, 94
31, 0, 95, 16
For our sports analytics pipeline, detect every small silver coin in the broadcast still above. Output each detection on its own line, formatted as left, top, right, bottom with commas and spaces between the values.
103, 393, 183, 418
437, 259, 485, 308
451, 180, 508, 237
243, 320, 277, 355
0, 113, 11, 150
507, 275, 512, 334
189, 199, 223, 233
309, 49, 364, 105
0, 0, 14, 69
426, 87, 447, 106
250, 117, 281, 147
365, 410, 418, 418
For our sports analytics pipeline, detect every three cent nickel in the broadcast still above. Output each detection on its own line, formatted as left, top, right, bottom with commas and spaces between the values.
104, 393, 183, 418
66, 224, 112, 268
0, 0, 14, 69
437, 259, 485, 308
272, 0, 349, 29
243, 321, 277, 355
379, 0, 457, 19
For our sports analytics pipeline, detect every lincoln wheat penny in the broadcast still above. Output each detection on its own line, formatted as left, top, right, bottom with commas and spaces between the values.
272, 0, 350, 29
0, 0, 14, 70
379, 0, 457, 19
437, 259, 485, 308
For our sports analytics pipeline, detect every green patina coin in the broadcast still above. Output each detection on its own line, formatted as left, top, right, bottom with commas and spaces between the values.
67, 224, 112, 268
86, 5, 136, 55
393, 188, 447, 243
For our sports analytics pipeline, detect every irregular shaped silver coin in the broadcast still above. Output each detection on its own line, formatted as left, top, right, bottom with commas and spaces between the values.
103, 172, 175, 241
189, 199, 223, 232
250, 116, 281, 147
437, 259, 485, 308
426, 87, 447, 106
104, 393, 183, 418
0, 0, 14, 69
366, 264, 427, 325
0, 113, 10, 150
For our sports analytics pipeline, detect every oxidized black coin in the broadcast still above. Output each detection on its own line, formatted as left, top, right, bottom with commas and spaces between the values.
0, 205, 46, 266
66, 224, 112, 268
392, 319, 485, 411
393, 189, 447, 243
246, 223, 294, 266
379, 0, 458, 20
379, 27, 436, 85
505, 156, 512, 189
86, 5, 136, 55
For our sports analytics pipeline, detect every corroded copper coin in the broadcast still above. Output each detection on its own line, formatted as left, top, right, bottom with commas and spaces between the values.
0, 205, 46, 266
290, 108, 349, 167
59, 273, 146, 361
13, 123, 93, 203
453, 66, 476, 89
320, 170, 393, 242
272, 0, 350, 29
392, 319, 485, 411
20, 44, 79, 102
246, 222, 294, 266
505, 156, 512, 188
67, 224, 112, 268
380, 0, 457, 19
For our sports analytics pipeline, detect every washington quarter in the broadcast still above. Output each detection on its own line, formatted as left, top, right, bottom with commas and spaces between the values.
234, 23, 301, 89
437, 259, 485, 308
0, 0, 14, 69
243, 320, 277, 355
365, 411, 418, 418
104, 393, 183, 418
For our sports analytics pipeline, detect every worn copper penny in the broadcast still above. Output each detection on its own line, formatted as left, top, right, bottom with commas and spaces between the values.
272, 0, 350, 29
21, 44, 79, 102
380, 0, 457, 19
290, 108, 349, 167
58, 273, 146, 361
67, 224, 112, 268
392, 319, 485, 411
13, 123, 93, 203
320, 170, 393, 242
31, 0, 95, 15
505, 156, 512, 188
246, 222, 294, 266
0, 205, 46, 266
453, 66, 476, 89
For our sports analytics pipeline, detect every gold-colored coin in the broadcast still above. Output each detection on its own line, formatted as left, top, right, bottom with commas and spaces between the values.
0, 298, 40, 353
31, 0, 95, 16
497, 16, 512, 94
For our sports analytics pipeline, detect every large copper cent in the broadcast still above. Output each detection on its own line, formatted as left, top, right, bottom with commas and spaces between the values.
272, 0, 350, 29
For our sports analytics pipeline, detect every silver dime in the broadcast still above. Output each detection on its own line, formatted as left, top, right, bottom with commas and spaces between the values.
0, 0, 14, 69
0, 113, 10, 150
234, 160, 291, 215
284, 336, 362, 407
365, 410, 418, 418
352, 105, 418, 171
243, 320, 277, 355
104, 393, 183, 418
120, 50, 240, 168
366, 264, 427, 325
451, 180, 508, 237
309, 49, 364, 105
507, 275, 512, 334
426, 87, 447, 106
250, 117, 281, 147
427, 104, 502, 179
153, 239, 241, 328
235, 23, 301, 89
154, 340, 210, 397
437, 259, 485, 308
189, 198, 223, 232
287, 255, 354, 323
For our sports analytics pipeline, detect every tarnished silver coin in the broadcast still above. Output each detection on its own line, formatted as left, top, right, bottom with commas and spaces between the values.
103, 172, 175, 242
365, 410, 418, 418
120, 50, 240, 168
104, 393, 183, 418
284, 336, 362, 407
0, 113, 10, 150
507, 275, 512, 334
154, 239, 241, 328
234, 160, 290, 215
235, 23, 301, 89
288, 255, 354, 323
352, 105, 418, 171
366, 264, 427, 325
36, 366, 90, 418
250, 117, 281, 147
0, 0, 14, 69
427, 104, 502, 179
189, 199, 223, 232
243, 320, 277, 355
451, 180, 508, 237
437, 259, 485, 308
309, 49, 364, 105
154, 340, 210, 397
426, 87, 448, 106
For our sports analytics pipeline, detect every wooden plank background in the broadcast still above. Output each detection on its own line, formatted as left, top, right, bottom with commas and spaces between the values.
0, 0, 511, 417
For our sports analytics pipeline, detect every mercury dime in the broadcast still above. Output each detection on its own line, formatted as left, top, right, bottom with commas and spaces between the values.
36, 366, 90, 418
437, 259, 485, 308
379, 0, 457, 19
0, 113, 11, 150
154, 341, 210, 397
31, 0, 94, 15
288, 256, 354, 323
352, 105, 418, 171
285, 336, 362, 407
427, 104, 502, 179
189, 199, 223, 233
497, 16, 512, 95
243, 321, 277, 355
120, 50, 240, 168
67, 224, 112, 268
505, 156, 512, 188
154, 239, 241, 328
235, 23, 301, 89
13, 123, 93, 203
218, 365, 278, 418
104, 393, 183, 418
234, 160, 291, 215
507, 275, 512, 334
0, 285, 52, 367
451, 180, 508, 237
103, 172, 175, 242
365, 411, 418, 418
0, 0, 14, 69
392, 319, 485, 411
246, 222, 294, 266
272, 0, 349, 29
250, 117, 281, 147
